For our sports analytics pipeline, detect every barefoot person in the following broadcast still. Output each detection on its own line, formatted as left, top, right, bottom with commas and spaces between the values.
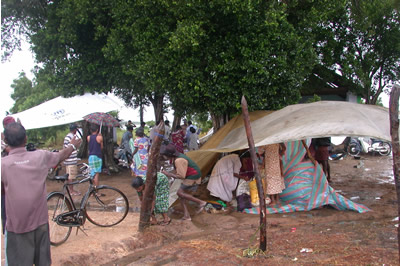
259, 143, 286, 205
131, 173, 171, 225
64, 123, 81, 195
87, 124, 103, 187
1, 122, 81, 265
160, 144, 206, 220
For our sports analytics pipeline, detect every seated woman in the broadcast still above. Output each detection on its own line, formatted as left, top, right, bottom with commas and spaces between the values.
131, 173, 171, 225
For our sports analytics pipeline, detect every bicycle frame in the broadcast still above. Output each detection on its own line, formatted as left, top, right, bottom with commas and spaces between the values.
51, 165, 100, 227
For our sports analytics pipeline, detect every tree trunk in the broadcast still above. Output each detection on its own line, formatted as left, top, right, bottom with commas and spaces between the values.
241, 95, 267, 251
210, 112, 229, 132
139, 121, 165, 231
151, 94, 164, 122
172, 114, 181, 132
139, 101, 144, 124
389, 84, 400, 263
101, 126, 119, 174
77, 121, 90, 159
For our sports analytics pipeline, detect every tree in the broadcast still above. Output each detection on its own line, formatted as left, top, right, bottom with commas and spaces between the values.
313, 0, 400, 104
9, 71, 67, 146
2, 1, 319, 129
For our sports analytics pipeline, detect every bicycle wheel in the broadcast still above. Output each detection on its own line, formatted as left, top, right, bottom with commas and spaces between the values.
378, 142, 391, 156
47, 192, 73, 246
85, 186, 129, 227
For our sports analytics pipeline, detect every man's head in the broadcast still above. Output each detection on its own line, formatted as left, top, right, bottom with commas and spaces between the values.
4, 122, 26, 148
90, 124, 100, 134
140, 122, 146, 128
188, 120, 192, 125
3, 116, 15, 127
190, 127, 196, 134
135, 127, 144, 137
160, 143, 180, 159
165, 120, 170, 126
69, 123, 78, 133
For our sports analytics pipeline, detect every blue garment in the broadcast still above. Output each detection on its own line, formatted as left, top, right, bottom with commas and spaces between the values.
88, 134, 102, 158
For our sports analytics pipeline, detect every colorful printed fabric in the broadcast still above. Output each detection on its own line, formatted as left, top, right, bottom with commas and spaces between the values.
171, 129, 185, 153
131, 137, 149, 177
141, 173, 170, 214
242, 140, 370, 214
88, 155, 102, 177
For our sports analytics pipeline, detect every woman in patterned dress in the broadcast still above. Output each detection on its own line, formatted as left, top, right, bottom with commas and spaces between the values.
171, 125, 185, 153
130, 128, 149, 177
262, 143, 286, 205
131, 173, 171, 225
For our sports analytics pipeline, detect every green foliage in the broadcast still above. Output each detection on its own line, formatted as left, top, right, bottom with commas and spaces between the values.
313, 0, 400, 104
306, 94, 322, 103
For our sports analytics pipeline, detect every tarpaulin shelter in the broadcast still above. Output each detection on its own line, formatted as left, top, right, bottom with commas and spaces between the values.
186, 101, 390, 213
9, 93, 121, 130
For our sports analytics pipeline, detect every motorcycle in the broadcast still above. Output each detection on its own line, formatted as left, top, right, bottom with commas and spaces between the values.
347, 137, 391, 156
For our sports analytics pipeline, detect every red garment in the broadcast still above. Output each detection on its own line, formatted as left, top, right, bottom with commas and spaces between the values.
171, 129, 185, 153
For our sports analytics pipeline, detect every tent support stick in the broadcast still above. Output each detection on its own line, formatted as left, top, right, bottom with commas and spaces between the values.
389, 84, 400, 263
241, 96, 267, 251
139, 121, 165, 231
301, 140, 316, 165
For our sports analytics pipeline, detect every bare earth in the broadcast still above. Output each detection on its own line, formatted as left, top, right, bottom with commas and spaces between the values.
2, 154, 399, 265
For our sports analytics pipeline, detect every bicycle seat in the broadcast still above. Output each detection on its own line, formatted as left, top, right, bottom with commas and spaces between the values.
53, 174, 69, 181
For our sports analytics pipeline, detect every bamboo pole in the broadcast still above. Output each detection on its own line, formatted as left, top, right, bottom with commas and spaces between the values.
389, 84, 400, 263
139, 121, 165, 231
241, 95, 267, 251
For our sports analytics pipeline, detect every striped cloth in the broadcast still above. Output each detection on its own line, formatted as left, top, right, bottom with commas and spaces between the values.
63, 132, 78, 165
243, 140, 370, 214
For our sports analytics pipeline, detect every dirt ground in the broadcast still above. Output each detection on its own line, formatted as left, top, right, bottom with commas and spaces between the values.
1, 153, 399, 265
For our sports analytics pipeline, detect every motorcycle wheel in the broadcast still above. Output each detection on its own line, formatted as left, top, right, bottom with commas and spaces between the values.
348, 143, 360, 156
378, 142, 391, 156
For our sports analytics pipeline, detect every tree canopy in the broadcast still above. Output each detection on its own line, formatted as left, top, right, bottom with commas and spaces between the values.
312, 0, 400, 104
2, 0, 399, 122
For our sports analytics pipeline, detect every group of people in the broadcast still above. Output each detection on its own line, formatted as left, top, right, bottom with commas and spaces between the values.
125, 119, 206, 225
206, 137, 333, 207
148, 119, 200, 152
207, 143, 287, 206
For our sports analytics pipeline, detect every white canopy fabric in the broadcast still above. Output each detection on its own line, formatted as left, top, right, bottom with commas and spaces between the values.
207, 101, 391, 152
11, 93, 121, 130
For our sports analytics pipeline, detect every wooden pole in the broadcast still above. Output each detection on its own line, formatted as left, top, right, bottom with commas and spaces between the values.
389, 84, 400, 263
139, 121, 165, 231
241, 95, 267, 251
301, 139, 317, 165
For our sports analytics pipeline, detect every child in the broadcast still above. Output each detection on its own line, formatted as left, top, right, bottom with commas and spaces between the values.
264, 143, 286, 205
188, 126, 199, 150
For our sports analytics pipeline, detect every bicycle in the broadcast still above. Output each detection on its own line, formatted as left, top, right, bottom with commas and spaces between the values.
47, 163, 129, 246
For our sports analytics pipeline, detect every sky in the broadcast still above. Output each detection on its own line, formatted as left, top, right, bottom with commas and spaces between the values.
0, 42, 173, 123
